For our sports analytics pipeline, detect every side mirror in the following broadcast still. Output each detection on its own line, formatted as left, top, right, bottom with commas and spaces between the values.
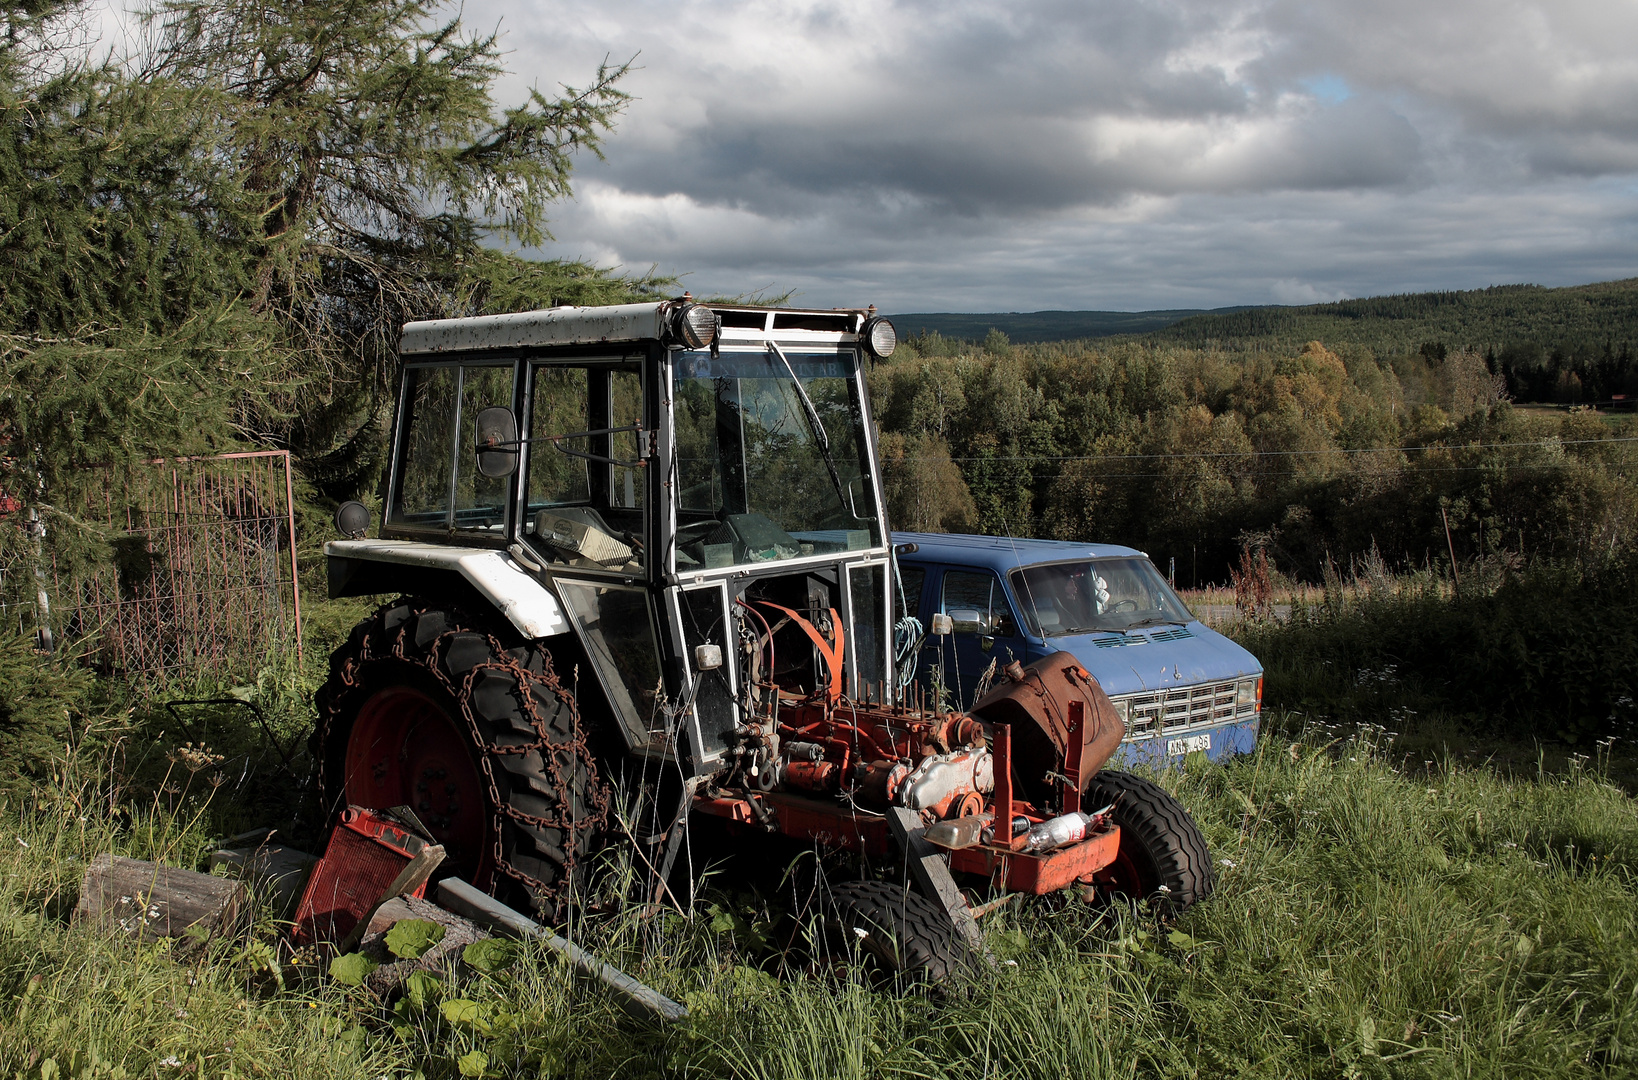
475, 406, 520, 478
946, 608, 992, 635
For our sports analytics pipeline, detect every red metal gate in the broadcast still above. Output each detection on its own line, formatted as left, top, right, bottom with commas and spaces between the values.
56, 451, 302, 680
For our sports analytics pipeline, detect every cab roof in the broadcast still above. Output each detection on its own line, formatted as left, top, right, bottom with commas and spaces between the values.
893, 531, 1147, 574
399, 301, 874, 355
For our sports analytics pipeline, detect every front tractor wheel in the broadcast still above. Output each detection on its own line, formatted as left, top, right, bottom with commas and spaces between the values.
1085, 769, 1214, 914
823, 880, 973, 984
313, 600, 609, 920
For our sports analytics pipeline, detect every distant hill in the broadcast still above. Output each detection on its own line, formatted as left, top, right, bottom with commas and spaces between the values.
893, 278, 1638, 406
1143, 279, 1638, 355
890, 279, 1638, 357
885, 306, 1260, 343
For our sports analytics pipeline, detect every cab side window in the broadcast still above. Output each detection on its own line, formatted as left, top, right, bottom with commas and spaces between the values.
390, 362, 516, 530
390, 365, 459, 527
940, 570, 1017, 637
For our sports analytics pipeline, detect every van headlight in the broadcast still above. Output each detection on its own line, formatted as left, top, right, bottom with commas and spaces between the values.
1110, 698, 1130, 723
1236, 679, 1257, 708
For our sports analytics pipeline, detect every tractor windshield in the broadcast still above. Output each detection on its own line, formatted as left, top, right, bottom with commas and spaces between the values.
672, 348, 882, 570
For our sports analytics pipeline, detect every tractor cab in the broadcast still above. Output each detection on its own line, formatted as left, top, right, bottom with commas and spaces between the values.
331, 299, 900, 776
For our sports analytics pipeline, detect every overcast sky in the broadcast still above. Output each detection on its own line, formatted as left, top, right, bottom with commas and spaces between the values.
103, 0, 1638, 312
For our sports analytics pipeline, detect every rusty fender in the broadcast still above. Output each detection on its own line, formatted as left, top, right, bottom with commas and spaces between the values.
970, 651, 1125, 806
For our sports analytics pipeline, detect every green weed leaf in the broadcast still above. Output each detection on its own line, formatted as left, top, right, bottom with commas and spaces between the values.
386, 918, 446, 959
1168, 930, 1198, 950
441, 997, 483, 1025
457, 1050, 489, 1078
462, 937, 518, 973
328, 952, 378, 987
402, 970, 442, 1010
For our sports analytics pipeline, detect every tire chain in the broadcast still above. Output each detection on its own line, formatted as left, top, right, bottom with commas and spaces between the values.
315, 601, 611, 914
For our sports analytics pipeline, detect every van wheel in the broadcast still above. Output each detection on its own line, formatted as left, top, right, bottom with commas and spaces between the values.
312, 599, 609, 920
1085, 770, 1214, 914
824, 880, 972, 983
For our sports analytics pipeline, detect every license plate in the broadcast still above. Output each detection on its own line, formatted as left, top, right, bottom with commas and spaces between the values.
1167, 733, 1211, 756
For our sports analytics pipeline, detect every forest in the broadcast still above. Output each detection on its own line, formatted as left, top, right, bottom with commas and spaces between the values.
872, 329, 1637, 585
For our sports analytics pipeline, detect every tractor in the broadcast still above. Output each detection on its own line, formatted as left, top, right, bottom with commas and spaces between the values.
316, 298, 1214, 977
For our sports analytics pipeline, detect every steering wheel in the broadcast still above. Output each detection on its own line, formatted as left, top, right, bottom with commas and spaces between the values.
1107, 598, 1138, 613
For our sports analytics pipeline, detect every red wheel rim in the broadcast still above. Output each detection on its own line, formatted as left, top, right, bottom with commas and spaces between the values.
1101, 845, 1147, 898
344, 685, 494, 885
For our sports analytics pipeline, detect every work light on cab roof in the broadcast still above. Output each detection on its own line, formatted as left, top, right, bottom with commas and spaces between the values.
863, 316, 897, 358
673, 301, 718, 349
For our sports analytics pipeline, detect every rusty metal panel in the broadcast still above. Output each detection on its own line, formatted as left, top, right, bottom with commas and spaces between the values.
970, 652, 1125, 805
399, 304, 669, 355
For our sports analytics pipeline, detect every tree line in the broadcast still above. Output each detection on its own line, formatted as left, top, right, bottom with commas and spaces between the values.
872, 331, 1638, 585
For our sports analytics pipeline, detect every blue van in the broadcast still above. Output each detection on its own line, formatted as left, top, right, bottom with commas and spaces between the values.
893, 532, 1262, 766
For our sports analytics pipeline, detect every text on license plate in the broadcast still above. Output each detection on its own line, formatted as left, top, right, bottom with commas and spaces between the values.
1167, 733, 1211, 756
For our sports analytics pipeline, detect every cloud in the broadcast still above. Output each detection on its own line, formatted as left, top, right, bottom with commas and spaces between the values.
458, 0, 1638, 309
1269, 279, 1350, 306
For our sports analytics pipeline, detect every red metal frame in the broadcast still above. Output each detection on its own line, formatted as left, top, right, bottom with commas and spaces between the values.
46, 450, 302, 680
691, 693, 1120, 895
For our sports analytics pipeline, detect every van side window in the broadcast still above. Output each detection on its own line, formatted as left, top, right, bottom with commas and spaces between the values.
940, 570, 1017, 638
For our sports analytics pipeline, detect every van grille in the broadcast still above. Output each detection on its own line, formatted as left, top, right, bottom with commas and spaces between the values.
1115, 682, 1255, 739
1148, 627, 1195, 643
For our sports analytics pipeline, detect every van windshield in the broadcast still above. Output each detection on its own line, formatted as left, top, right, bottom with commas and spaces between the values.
1009, 558, 1192, 636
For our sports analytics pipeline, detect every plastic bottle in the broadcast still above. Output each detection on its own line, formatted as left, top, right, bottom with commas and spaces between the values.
978, 815, 1031, 846
1022, 811, 1095, 853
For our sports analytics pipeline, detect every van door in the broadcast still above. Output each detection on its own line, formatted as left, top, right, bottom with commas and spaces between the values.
938, 569, 1023, 709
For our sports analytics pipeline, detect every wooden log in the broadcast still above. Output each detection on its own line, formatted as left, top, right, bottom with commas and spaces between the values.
355, 894, 489, 997
75, 854, 245, 942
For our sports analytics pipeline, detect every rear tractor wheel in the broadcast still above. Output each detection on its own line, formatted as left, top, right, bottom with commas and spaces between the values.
312, 600, 609, 920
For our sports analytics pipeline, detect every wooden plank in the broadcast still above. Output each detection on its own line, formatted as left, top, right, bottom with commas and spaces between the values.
435, 878, 688, 1023
886, 808, 989, 958
75, 854, 245, 941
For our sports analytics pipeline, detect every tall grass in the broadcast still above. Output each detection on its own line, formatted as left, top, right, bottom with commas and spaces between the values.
1, 717, 1633, 1078
1231, 556, 1638, 750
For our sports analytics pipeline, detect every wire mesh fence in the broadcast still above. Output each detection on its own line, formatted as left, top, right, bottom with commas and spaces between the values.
49, 451, 303, 682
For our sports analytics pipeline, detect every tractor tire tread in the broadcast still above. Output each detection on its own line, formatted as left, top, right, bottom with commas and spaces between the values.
314, 598, 605, 919
826, 879, 973, 983
1085, 769, 1214, 913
